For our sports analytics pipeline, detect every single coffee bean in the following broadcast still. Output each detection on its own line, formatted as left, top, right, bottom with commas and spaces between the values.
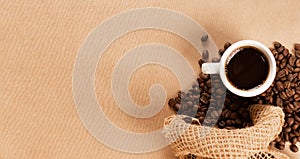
174, 104, 180, 111
294, 114, 300, 123
291, 136, 298, 145
283, 49, 289, 57
285, 105, 293, 114
230, 112, 238, 119
294, 68, 300, 72
218, 120, 226, 127
290, 144, 299, 152
201, 34, 208, 42
286, 117, 295, 125
296, 59, 300, 67
168, 98, 176, 108
286, 64, 294, 72
283, 81, 291, 89
202, 50, 209, 59
229, 103, 239, 111
294, 101, 300, 108
279, 92, 288, 100
277, 46, 285, 53
286, 89, 295, 97
191, 120, 200, 125
224, 42, 231, 49
199, 72, 209, 81
275, 81, 284, 91
198, 59, 205, 67
289, 56, 297, 65
277, 54, 284, 61
294, 94, 300, 101
235, 118, 242, 125
296, 50, 300, 58
219, 48, 225, 56
274, 42, 282, 48
287, 74, 294, 82
277, 144, 285, 150
292, 123, 299, 130
295, 43, 300, 50
284, 132, 289, 141
277, 70, 286, 78
199, 116, 205, 123
284, 126, 292, 132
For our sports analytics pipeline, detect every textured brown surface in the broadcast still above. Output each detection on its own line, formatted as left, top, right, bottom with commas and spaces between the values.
1, 0, 300, 158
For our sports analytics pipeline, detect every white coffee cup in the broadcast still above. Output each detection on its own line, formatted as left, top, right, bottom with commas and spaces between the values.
202, 40, 276, 97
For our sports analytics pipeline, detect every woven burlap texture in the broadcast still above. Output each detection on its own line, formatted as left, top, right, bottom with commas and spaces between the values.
163, 104, 289, 159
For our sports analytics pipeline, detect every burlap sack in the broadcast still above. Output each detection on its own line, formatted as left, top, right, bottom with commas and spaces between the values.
163, 104, 289, 159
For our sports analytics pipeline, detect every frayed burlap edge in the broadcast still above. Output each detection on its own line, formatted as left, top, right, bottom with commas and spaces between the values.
163, 104, 289, 159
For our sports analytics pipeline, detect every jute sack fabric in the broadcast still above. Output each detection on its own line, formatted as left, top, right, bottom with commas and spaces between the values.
163, 104, 289, 159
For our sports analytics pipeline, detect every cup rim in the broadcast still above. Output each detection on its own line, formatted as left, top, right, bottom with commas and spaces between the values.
219, 40, 276, 97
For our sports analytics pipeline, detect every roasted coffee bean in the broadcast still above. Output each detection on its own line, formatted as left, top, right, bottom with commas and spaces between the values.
191, 120, 200, 125
276, 143, 285, 150
296, 50, 300, 58
224, 42, 231, 49
274, 42, 282, 48
235, 118, 242, 125
294, 101, 300, 108
275, 81, 284, 91
296, 59, 300, 67
201, 34, 208, 42
277, 54, 284, 61
174, 104, 180, 111
277, 70, 286, 78
218, 48, 225, 56
284, 126, 292, 132
285, 105, 293, 114
198, 59, 205, 67
277, 46, 285, 53
289, 56, 297, 65
283, 81, 291, 89
202, 50, 209, 59
218, 120, 226, 127
230, 112, 238, 119
286, 89, 295, 97
199, 72, 209, 81
290, 144, 299, 152
291, 136, 298, 145
295, 43, 300, 50
168, 98, 176, 107
229, 103, 239, 111
279, 92, 288, 100
283, 49, 289, 57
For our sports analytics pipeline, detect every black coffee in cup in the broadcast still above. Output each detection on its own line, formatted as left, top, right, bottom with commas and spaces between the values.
226, 46, 270, 90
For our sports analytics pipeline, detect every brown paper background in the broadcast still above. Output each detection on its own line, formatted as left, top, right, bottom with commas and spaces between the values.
1, 0, 300, 158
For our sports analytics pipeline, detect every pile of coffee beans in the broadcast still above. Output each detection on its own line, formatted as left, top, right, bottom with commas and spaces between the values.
259, 42, 300, 152
168, 42, 300, 154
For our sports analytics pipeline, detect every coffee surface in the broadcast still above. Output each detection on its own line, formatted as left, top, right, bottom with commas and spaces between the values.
226, 47, 269, 90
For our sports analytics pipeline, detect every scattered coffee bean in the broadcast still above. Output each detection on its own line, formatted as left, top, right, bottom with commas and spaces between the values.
201, 34, 208, 42
290, 144, 299, 152
224, 42, 231, 49
202, 50, 209, 59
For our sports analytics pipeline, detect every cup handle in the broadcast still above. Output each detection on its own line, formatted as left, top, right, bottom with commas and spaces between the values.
202, 63, 220, 74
